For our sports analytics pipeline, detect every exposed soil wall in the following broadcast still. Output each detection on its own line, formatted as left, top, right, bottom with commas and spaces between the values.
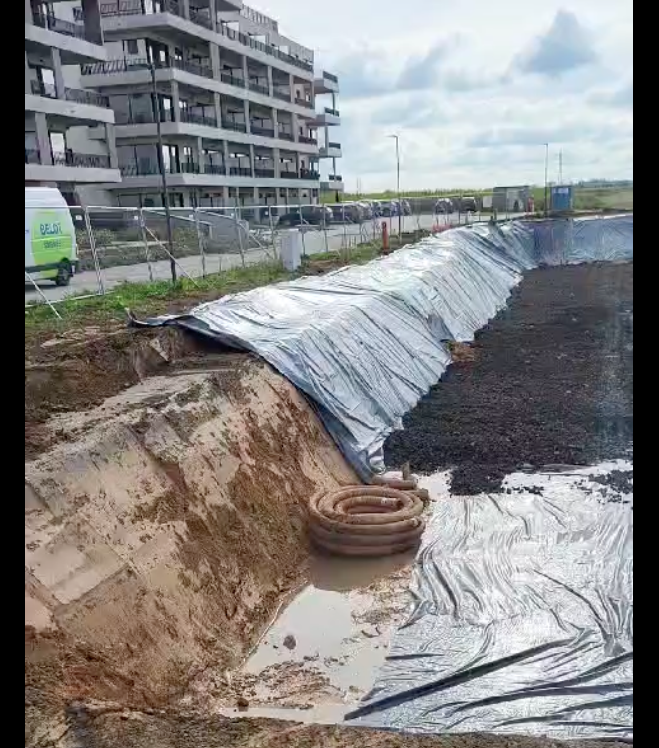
25, 357, 356, 745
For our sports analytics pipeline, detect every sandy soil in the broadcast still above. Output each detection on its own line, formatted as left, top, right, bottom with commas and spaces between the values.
53, 709, 630, 748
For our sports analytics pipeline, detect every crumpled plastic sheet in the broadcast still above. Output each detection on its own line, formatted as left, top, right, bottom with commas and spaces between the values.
347, 466, 634, 742
138, 215, 632, 477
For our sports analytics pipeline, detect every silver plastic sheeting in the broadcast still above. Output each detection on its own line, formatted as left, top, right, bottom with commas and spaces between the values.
140, 215, 632, 477
348, 464, 633, 742
170, 221, 533, 476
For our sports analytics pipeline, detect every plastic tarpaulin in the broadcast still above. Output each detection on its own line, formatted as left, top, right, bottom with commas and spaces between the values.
347, 465, 634, 742
140, 215, 632, 476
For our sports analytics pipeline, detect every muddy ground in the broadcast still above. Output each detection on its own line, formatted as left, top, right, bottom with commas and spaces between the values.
385, 262, 634, 494
58, 709, 629, 748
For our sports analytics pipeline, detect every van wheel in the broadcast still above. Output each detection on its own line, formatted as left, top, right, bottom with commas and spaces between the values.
55, 261, 72, 287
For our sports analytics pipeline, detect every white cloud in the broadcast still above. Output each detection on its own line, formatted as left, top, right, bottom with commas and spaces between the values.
258, 0, 634, 190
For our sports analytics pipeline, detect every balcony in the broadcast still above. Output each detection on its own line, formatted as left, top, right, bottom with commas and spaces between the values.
320, 142, 342, 158
295, 97, 314, 110
311, 107, 341, 127
100, 1, 314, 73
30, 79, 111, 108
221, 72, 246, 88
204, 163, 226, 175
254, 168, 275, 179
52, 151, 111, 169
32, 11, 89, 41
249, 81, 270, 97
273, 89, 291, 102
251, 125, 276, 138
280, 170, 297, 179
180, 110, 218, 128
299, 135, 318, 146
278, 131, 294, 142
229, 167, 252, 177
173, 57, 213, 79
314, 71, 340, 95
25, 148, 41, 165
222, 120, 248, 133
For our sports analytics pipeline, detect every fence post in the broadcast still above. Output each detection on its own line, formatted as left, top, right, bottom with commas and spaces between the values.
83, 206, 105, 294
194, 207, 207, 278
235, 210, 246, 268
139, 208, 155, 283
268, 210, 278, 260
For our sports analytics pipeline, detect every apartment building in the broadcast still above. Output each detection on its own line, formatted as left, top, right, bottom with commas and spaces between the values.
77, 0, 343, 208
25, 0, 122, 204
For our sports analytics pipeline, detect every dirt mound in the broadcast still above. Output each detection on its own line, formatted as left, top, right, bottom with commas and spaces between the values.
25, 359, 356, 744
54, 708, 630, 748
384, 263, 634, 493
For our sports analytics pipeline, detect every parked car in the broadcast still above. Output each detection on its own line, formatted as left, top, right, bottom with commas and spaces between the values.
380, 201, 399, 217
357, 201, 374, 220
370, 201, 384, 218
458, 196, 479, 213
278, 205, 332, 227
435, 198, 454, 214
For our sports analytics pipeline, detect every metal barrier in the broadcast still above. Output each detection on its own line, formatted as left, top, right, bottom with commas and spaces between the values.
25, 197, 523, 312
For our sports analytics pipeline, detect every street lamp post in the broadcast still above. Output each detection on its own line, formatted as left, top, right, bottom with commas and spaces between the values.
149, 60, 177, 283
544, 142, 550, 218
388, 134, 402, 239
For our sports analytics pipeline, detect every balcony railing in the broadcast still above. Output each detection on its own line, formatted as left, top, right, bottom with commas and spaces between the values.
273, 89, 291, 102
100, 1, 145, 15
82, 58, 151, 75
249, 81, 270, 96
31, 79, 56, 97
324, 107, 341, 117
100, 0, 313, 72
204, 163, 226, 175
251, 125, 275, 138
25, 148, 41, 165
222, 120, 247, 133
254, 168, 275, 179
188, 6, 213, 29
229, 167, 252, 177
328, 142, 342, 150
329, 174, 343, 181
299, 135, 318, 146
65, 87, 111, 108
33, 11, 89, 41
173, 57, 213, 79
323, 71, 339, 83
301, 170, 320, 180
30, 79, 111, 108
278, 131, 294, 141
180, 110, 218, 127
295, 98, 313, 110
221, 72, 246, 88
52, 151, 112, 169
280, 170, 297, 179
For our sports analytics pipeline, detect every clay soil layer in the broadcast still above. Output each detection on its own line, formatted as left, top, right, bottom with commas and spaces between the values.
385, 262, 634, 493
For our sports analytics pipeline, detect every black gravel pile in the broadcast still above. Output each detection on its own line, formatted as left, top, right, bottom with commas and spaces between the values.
384, 263, 634, 494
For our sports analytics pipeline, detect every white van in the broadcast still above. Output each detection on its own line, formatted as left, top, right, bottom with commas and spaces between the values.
25, 187, 79, 286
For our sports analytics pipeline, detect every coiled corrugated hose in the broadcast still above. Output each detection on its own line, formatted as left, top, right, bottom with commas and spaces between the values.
308, 482, 427, 557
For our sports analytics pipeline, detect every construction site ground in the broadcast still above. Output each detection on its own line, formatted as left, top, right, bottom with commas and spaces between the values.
25, 262, 632, 748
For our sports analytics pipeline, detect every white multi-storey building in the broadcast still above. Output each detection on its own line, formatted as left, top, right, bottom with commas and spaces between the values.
25, 0, 122, 204
75, 0, 342, 208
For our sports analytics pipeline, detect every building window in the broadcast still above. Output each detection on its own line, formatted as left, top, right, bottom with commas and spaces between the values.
126, 39, 139, 55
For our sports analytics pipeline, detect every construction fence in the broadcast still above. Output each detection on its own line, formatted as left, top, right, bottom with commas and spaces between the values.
25, 197, 527, 311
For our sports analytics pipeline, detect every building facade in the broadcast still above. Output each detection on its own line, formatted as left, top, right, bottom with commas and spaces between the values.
25, 0, 122, 204
74, 0, 342, 208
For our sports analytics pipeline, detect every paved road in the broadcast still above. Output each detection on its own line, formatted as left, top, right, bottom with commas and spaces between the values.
25, 213, 518, 305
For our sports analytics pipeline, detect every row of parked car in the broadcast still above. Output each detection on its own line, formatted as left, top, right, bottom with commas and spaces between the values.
269, 199, 413, 228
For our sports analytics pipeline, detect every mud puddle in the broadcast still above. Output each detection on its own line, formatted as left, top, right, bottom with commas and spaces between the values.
185, 550, 416, 718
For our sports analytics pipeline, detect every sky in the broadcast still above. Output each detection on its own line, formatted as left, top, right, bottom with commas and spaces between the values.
257, 0, 633, 192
